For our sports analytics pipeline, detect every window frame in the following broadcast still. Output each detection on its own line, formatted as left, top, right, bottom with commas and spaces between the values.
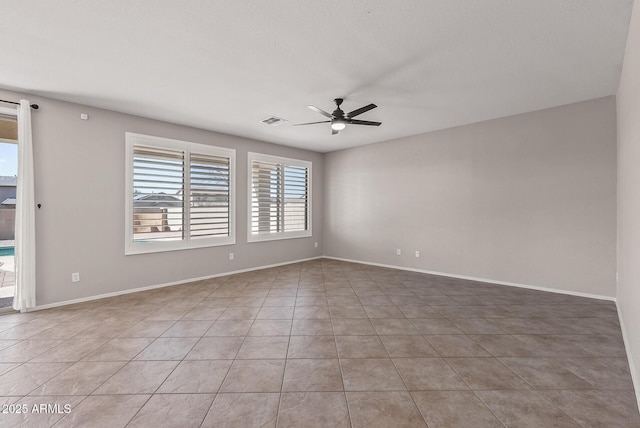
247, 152, 312, 243
125, 132, 236, 255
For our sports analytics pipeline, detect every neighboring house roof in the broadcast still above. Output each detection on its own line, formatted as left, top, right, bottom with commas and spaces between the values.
0, 177, 16, 187
133, 193, 182, 207
1, 198, 16, 205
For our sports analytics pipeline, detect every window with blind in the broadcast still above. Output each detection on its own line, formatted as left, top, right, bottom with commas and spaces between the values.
125, 133, 235, 254
248, 152, 311, 242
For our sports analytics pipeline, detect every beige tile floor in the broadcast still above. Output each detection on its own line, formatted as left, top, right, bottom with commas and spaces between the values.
0, 259, 638, 427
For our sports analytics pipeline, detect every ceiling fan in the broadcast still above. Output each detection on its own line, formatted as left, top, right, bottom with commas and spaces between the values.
295, 98, 381, 135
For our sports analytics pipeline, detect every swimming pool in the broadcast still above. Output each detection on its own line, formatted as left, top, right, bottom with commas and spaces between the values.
0, 247, 14, 257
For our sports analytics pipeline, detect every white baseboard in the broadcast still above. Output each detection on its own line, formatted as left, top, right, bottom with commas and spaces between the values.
29, 256, 323, 312
31, 255, 617, 312
324, 256, 616, 302
615, 302, 640, 410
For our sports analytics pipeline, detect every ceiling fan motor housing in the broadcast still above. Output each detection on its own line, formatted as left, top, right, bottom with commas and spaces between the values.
333, 98, 345, 118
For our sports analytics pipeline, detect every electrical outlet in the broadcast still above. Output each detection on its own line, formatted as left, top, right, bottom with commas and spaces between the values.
314, 242, 318, 248
71, 272, 80, 282
396, 248, 401, 256
415, 251, 420, 258
229, 252, 234, 260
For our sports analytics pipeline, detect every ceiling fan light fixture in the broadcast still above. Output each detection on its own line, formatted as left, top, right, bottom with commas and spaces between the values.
331, 120, 346, 131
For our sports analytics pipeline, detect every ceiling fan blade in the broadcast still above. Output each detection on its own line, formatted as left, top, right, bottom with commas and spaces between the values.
307, 105, 333, 118
293, 121, 331, 126
347, 103, 377, 118
349, 119, 382, 126
332, 128, 339, 135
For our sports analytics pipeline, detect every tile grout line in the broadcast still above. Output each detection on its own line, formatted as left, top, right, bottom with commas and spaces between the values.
338, 261, 355, 428
274, 266, 301, 428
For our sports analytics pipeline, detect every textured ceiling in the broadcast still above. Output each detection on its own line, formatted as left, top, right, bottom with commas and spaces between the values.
0, 1, 634, 152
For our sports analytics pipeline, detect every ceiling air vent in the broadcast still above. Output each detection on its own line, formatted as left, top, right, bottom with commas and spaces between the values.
261, 116, 288, 126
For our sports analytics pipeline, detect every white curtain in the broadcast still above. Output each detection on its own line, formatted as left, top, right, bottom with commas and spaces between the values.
13, 100, 36, 311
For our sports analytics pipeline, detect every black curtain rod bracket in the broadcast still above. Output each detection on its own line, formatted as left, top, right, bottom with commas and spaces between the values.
0, 99, 39, 109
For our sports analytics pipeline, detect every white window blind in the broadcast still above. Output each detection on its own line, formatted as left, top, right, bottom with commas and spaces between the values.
248, 153, 311, 241
126, 133, 235, 254
189, 152, 231, 239
132, 145, 185, 243
283, 164, 309, 232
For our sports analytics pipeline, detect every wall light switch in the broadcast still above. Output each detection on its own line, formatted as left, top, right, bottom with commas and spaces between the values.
80, 113, 89, 120
229, 253, 234, 260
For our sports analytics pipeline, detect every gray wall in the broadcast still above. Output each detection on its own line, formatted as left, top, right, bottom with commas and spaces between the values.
3, 88, 618, 306
324, 97, 617, 297
617, 0, 640, 405
0, 88, 323, 306
0, 182, 16, 240
0, 210, 15, 240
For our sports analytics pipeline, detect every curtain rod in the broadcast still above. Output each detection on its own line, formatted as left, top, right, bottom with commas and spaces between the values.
0, 99, 39, 109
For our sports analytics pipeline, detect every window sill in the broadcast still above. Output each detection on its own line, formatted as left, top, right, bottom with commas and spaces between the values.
247, 231, 312, 243
125, 237, 236, 255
